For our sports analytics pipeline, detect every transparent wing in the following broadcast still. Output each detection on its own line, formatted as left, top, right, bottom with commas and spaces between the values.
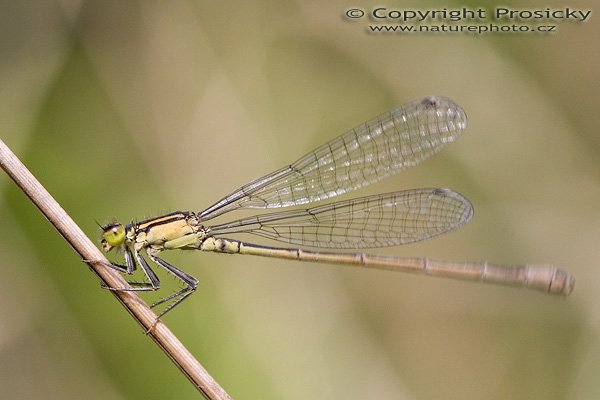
207, 188, 473, 249
199, 96, 467, 221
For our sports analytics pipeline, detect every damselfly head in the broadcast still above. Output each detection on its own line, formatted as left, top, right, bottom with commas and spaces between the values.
101, 222, 126, 251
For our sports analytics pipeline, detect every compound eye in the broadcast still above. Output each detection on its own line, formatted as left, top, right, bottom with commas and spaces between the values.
101, 223, 126, 250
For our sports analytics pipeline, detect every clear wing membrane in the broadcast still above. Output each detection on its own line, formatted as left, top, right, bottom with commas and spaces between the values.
199, 97, 467, 221
207, 188, 473, 249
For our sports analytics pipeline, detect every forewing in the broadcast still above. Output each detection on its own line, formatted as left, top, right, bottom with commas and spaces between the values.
199, 97, 467, 221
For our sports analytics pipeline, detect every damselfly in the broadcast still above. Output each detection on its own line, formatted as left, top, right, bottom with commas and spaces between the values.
100, 96, 573, 318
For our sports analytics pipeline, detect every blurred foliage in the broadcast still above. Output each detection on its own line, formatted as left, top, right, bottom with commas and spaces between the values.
0, 1, 598, 399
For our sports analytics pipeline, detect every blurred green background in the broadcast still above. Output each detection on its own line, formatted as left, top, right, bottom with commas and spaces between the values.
0, 1, 598, 399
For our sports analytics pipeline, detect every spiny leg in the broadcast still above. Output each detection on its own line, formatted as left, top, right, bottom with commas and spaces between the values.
104, 248, 198, 320
147, 254, 199, 319
103, 247, 160, 292
101, 245, 134, 274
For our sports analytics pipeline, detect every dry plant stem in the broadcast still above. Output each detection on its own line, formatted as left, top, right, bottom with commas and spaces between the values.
0, 139, 231, 400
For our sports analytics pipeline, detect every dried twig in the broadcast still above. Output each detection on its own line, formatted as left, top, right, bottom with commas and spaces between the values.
0, 138, 231, 400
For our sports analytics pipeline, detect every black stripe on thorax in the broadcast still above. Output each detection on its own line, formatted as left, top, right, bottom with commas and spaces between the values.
129, 211, 193, 233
